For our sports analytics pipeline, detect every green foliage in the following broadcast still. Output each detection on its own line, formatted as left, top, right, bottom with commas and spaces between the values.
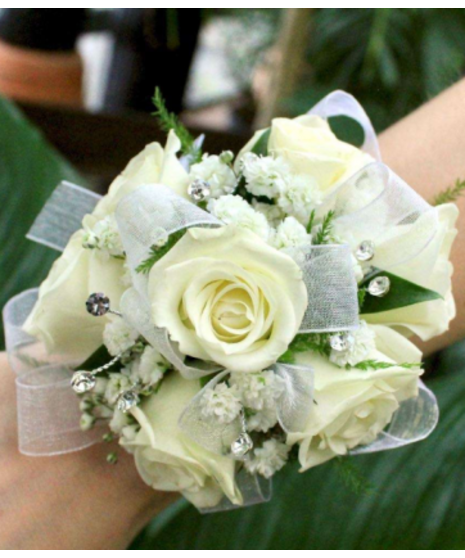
350, 360, 422, 372
0, 97, 85, 350
433, 178, 465, 206
313, 210, 336, 245
136, 230, 186, 275
360, 269, 442, 315
153, 88, 201, 163
131, 340, 465, 549
287, 9, 465, 132
334, 457, 374, 496
306, 209, 316, 235
250, 129, 271, 156
279, 333, 331, 364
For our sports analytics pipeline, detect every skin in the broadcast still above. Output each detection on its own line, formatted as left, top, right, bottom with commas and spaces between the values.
1, 79, 465, 549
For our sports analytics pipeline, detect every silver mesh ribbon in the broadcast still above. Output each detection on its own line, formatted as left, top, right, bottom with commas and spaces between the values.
3, 290, 105, 456
309, 90, 382, 161
350, 381, 438, 455
27, 181, 101, 252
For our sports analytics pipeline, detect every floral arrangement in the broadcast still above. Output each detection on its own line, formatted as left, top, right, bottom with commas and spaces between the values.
4, 90, 459, 512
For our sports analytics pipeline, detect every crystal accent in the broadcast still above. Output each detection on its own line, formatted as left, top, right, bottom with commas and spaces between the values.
117, 391, 140, 414
231, 433, 254, 460
368, 276, 391, 298
71, 372, 96, 394
188, 179, 211, 203
356, 240, 376, 262
330, 333, 355, 353
86, 293, 111, 317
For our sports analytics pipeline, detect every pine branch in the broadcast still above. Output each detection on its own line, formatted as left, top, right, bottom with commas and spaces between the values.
152, 88, 201, 162
350, 360, 423, 372
313, 210, 336, 245
433, 178, 465, 206
136, 230, 186, 275
334, 457, 374, 496
306, 209, 317, 235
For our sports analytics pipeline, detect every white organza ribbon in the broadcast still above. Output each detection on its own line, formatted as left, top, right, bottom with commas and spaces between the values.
351, 381, 439, 455
3, 289, 104, 456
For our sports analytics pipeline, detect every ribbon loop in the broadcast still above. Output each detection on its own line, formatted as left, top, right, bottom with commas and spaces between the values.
309, 90, 381, 161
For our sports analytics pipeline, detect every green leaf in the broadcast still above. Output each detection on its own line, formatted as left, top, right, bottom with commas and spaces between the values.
433, 178, 465, 206
136, 230, 186, 275
251, 129, 271, 157
360, 269, 442, 315
131, 340, 465, 549
0, 97, 85, 350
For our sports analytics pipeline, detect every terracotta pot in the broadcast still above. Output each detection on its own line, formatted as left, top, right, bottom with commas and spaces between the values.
0, 38, 83, 107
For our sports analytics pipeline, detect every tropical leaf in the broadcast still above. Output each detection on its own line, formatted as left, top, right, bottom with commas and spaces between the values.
360, 270, 442, 315
0, 96, 85, 350
131, 340, 465, 550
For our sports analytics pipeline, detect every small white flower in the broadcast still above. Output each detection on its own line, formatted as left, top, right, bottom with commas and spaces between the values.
83, 215, 125, 258
103, 318, 139, 357
80, 413, 96, 432
110, 409, 132, 435
200, 383, 242, 425
131, 346, 169, 388
277, 174, 323, 225
208, 195, 270, 241
330, 321, 377, 368
245, 439, 291, 479
252, 201, 285, 228
351, 254, 365, 284
230, 370, 284, 412
105, 372, 132, 405
189, 153, 237, 199
271, 217, 312, 251
247, 407, 279, 433
241, 153, 289, 199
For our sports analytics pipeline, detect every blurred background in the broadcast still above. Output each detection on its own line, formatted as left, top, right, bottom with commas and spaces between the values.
1, 8, 465, 551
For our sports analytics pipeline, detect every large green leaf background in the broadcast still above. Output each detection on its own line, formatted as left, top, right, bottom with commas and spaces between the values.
0, 97, 83, 349
2, 96, 465, 549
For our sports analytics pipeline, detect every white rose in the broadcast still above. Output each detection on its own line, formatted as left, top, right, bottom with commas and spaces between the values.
363, 203, 459, 341
238, 115, 373, 196
148, 226, 307, 373
122, 372, 241, 510
288, 325, 422, 470
23, 231, 126, 360
24, 132, 189, 360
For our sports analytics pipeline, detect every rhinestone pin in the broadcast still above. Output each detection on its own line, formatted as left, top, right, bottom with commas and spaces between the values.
86, 293, 111, 317
330, 333, 355, 353
188, 179, 211, 203
368, 276, 391, 298
117, 391, 141, 414
356, 240, 376, 262
71, 371, 96, 394
231, 433, 254, 460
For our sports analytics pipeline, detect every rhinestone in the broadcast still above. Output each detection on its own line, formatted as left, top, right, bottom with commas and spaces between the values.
71, 372, 96, 394
86, 293, 111, 317
356, 240, 376, 262
368, 276, 391, 298
117, 391, 140, 414
231, 433, 254, 460
188, 179, 211, 203
330, 333, 355, 353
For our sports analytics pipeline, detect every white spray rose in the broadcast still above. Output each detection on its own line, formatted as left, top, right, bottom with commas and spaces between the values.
363, 204, 459, 341
122, 372, 241, 510
238, 115, 373, 198
149, 226, 307, 374
288, 325, 423, 470
24, 132, 189, 361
